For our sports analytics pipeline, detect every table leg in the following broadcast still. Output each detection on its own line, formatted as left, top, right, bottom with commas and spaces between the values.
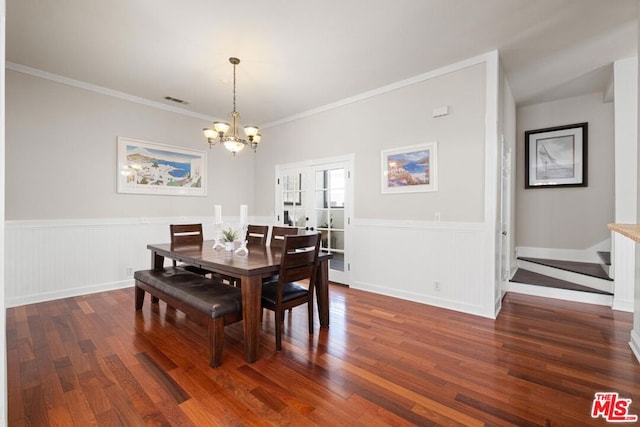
151, 251, 165, 270
316, 258, 330, 327
240, 274, 262, 363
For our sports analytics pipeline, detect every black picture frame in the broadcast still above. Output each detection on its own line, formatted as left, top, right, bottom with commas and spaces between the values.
524, 122, 588, 189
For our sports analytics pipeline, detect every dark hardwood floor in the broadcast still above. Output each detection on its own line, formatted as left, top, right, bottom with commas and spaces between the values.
7, 285, 640, 426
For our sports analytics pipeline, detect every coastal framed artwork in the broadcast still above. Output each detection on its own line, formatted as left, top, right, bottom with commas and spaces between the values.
117, 137, 207, 196
524, 122, 588, 189
381, 142, 438, 194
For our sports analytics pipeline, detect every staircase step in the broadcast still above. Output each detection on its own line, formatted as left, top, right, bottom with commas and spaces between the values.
511, 268, 613, 295
597, 251, 611, 266
517, 257, 612, 281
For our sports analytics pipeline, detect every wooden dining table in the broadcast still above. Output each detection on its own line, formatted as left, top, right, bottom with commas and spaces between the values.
146, 240, 331, 363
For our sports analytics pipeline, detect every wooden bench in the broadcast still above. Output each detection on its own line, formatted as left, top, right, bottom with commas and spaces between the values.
134, 267, 243, 367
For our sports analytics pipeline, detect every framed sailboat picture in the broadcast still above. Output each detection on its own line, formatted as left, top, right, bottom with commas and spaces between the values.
525, 123, 587, 189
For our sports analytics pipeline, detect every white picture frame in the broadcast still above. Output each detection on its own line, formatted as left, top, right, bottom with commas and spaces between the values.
381, 142, 438, 194
117, 137, 207, 196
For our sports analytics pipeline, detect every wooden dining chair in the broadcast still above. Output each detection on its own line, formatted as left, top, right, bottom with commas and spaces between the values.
269, 226, 298, 248
261, 233, 321, 351
263, 225, 299, 288
246, 224, 269, 246
224, 224, 271, 287
169, 224, 212, 276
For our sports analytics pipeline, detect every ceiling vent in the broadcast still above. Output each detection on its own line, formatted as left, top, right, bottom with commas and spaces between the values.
164, 96, 190, 105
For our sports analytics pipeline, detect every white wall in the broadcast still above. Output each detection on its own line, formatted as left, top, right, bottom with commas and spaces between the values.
256, 62, 487, 223
632, 10, 640, 362
6, 70, 255, 220
612, 57, 637, 312
614, 57, 638, 224
5, 69, 257, 305
516, 93, 615, 252
255, 54, 500, 318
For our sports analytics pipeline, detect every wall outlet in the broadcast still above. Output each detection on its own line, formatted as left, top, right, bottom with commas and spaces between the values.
434, 211, 441, 222
126, 266, 133, 276
434, 281, 441, 292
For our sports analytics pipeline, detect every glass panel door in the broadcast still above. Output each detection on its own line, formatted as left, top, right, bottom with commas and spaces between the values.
279, 169, 308, 231
276, 157, 352, 284
315, 167, 346, 276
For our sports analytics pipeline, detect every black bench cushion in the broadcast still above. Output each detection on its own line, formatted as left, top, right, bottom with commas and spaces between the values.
134, 268, 242, 319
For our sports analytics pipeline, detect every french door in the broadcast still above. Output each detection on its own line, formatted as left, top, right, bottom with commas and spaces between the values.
276, 156, 353, 285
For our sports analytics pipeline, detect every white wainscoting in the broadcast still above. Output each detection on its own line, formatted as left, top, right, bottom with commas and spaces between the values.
350, 219, 491, 318
5, 216, 259, 307
612, 232, 635, 312
6, 216, 493, 318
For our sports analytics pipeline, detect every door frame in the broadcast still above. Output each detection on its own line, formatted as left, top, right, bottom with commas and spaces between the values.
275, 154, 354, 285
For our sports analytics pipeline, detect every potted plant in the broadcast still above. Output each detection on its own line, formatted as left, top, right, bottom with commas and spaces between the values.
222, 227, 237, 251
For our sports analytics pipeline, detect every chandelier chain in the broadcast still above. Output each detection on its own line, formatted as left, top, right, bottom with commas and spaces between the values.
232, 62, 237, 113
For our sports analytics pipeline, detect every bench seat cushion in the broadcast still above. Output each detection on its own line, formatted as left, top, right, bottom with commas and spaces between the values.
134, 268, 242, 319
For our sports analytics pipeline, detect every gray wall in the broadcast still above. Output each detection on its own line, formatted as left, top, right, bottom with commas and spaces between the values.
516, 93, 614, 249
254, 63, 487, 222
6, 70, 255, 220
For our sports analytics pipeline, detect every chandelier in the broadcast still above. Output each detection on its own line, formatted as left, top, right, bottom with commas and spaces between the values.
203, 57, 261, 154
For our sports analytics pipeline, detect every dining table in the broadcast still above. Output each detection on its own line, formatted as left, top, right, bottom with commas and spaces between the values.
146, 239, 331, 363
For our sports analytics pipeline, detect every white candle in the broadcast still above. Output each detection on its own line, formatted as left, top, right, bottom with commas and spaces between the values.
240, 204, 248, 226
214, 205, 222, 225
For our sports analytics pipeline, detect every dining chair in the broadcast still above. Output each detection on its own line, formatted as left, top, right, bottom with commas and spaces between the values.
224, 224, 271, 287
246, 224, 269, 246
261, 232, 321, 351
169, 224, 213, 276
269, 226, 298, 248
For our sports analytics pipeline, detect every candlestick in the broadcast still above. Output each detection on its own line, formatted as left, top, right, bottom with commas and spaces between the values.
214, 205, 222, 225
240, 204, 248, 227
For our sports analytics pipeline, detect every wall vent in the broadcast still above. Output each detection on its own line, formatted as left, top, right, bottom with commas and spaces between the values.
163, 96, 190, 105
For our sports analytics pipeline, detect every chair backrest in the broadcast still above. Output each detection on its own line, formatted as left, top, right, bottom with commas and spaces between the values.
245, 224, 269, 246
270, 226, 298, 248
278, 233, 321, 290
170, 224, 204, 247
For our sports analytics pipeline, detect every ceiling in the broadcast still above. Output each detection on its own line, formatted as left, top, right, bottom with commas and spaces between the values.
6, 0, 639, 127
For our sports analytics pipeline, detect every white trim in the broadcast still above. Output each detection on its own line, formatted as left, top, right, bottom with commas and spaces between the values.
262, 52, 495, 129
351, 280, 488, 318
6, 216, 217, 228
507, 283, 613, 307
353, 218, 483, 231
6, 280, 133, 308
629, 330, 640, 364
484, 50, 500, 317
275, 153, 356, 170
6, 62, 215, 122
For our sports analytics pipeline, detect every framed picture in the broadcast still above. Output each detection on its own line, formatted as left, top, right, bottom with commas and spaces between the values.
381, 142, 438, 194
525, 123, 587, 189
117, 137, 207, 196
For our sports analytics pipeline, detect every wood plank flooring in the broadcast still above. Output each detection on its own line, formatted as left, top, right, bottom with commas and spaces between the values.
7, 285, 640, 426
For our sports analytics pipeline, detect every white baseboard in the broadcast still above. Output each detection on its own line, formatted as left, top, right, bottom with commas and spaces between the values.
6, 279, 133, 308
351, 280, 493, 319
630, 330, 640, 364
612, 298, 634, 313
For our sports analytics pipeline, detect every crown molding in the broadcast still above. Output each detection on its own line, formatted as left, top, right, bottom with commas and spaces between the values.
6, 62, 215, 122
261, 51, 495, 129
